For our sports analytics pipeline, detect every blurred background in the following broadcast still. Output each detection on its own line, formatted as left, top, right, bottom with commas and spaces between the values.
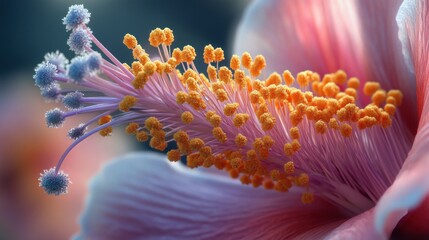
0, 0, 250, 239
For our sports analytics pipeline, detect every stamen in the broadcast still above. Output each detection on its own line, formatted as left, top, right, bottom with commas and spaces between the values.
36, 5, 407, 207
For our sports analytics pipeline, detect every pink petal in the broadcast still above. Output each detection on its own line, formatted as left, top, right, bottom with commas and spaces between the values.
76, 152, 347, 239
375, 2, 429, 237
233, 0, 417, 131
324, 208, 386, 240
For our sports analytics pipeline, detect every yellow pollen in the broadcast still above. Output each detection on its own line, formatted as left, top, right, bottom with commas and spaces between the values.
233, 113, 249, 127
291, 139, 301, 152
275, 179, 292, 192
290, 111, 303, 126
357, 116, 377, 129
340, 123, 353, 137
209, 114, 222, 127
173, 130, 189, 143
235, 133, 248, 147
347, 77, 360, 89
172, 48, 182, 63
182, 45, 196, 63
206, 111, 215, 121
328, 118, 339, 129
270, 169, 286, 181
207, 65, 217, 81
150, 137, 167, 151
345, 88, 357, 99
131, 61, 144, 74
386, 96, 397, 105
187, 153, 203, 168
167, 149, 181, 162
163, 27, 174, 45
186, 91, 206, 110
387, 90, 403, 106
203, 44, 215, 64
189, 138, 205, 151
99, 126, 113, 137
125, 122, 139, 134
284, 161, 295, 175
230, 157, 243, 169
123, 33, 138, 49
289, 127, 300, 139
224, 103, 239, 116
136, 130, 148, 142
283, 70, 295, 86
372, 90, 386, 106
203, 156, 214, 168
98, 115, 112, 125
380, 112, 392, 128
252, 80, 264, 91
262, 135, 275, 148
297, 173, 310, 187
315, 120, 328, 134
338, 95, 355, 108
132, 45, 146, 60
214, 48, 225, 62
150, 129, 165, 139
143, 61, 156, 76
363, 82, 381, 96
176, 91, 188, 104
384, 103, 396, 116
265, 72, 282, 86
119, 95, 138, 112
241, 52, 252, 69
234, 70, 246, 88
230, 54, 240, 70
323, 82, 340, 98
219, 66, 232, 84
154, 60, 164, 75
250, 90, 262, 104
121, 30, 405, 200
199, 146, 213, 158
334, 70, 347, 85
186, 77, 199, 91
260, 113, 276, 131
212, 127, 227, 143
181, 111, 194, 124
145, 117, 162, 131
297, 71, 311, 87
215, 89, 228, 102
148, 28, 166, 47
250, 55, 266, 77
284, 143, 294, 156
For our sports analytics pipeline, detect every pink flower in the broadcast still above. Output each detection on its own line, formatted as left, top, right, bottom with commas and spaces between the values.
35, 1, 429, 239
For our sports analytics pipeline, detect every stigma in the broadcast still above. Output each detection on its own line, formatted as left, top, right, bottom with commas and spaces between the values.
35, 5, 404, 204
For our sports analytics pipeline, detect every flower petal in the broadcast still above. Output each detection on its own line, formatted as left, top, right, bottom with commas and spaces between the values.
76, 152, 347, 239
375, 1, 429, 237
323, 208, 386, 240
233, 0, 365, 79
233, 0, 417, 131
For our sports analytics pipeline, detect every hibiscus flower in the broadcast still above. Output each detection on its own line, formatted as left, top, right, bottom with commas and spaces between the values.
34, 1, 428, 239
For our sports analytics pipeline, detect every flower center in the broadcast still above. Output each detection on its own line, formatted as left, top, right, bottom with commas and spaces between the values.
118, 29, 404, 204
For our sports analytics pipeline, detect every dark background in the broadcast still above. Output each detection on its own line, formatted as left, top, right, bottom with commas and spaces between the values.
0, 0, 250, 82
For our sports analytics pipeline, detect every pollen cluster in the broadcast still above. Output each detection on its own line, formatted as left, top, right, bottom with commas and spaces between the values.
116, 28, 405, 204
36, 6, 405, 204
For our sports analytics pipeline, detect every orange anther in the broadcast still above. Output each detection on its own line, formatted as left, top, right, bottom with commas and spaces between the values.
363, 82, 380, 96
167, 149, 181, 162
